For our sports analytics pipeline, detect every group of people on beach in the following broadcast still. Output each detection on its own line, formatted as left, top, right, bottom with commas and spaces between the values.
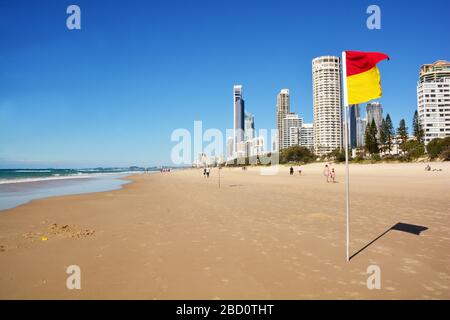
288, 165, 335, 183
323, 164, 336, 183
289, 166, 302, 176
160, 168, 171, 173
201, 164, 336, 183
425, 164, 442, 172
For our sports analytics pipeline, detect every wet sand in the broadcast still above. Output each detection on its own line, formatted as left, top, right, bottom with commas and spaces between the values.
0, 162, 449, 299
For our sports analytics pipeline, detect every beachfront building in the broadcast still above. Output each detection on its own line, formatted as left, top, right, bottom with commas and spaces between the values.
348, 105, 360, 149
246, 136, 265, 157
226, 136, 234, 161
312, 56, 343, 155
356, 117, 366, 148
235, 141, 246, 159
233, 85, 245, 153
244, 112, 255, 141
300, 123, 314, 151
366, 102, 383, 137
235, 136, 265, 159
195, 153, 207, 168
417, 60, 450, 144
282, 113, 303, 149
276, 89, 290, 151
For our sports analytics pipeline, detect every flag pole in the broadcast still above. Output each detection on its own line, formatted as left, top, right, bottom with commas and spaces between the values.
342, 51, 350, 262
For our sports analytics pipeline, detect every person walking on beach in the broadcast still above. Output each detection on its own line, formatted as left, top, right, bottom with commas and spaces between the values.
206, 168, 210, 178
330, 168, 336, 183
297, 165, 302, 176
323, 164, 330, 182
289, 166, 294, 176
203, 168, 207, 177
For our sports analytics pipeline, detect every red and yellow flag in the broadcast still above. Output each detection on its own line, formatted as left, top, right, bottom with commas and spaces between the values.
345, 51, 389, 105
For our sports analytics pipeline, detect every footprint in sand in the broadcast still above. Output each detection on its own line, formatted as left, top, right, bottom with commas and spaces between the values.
400, 266, 417, 274
403, 258, 420, 266
424, 285, 435, 292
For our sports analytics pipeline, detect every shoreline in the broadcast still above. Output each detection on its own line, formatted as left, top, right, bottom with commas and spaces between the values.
0, 162, 449, 299
0, 173, 141, 212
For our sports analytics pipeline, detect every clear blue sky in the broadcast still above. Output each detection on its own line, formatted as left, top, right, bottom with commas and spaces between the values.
1, 0, 449, 168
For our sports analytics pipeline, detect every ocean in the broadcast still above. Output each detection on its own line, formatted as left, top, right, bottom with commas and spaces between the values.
0, 168, 155, 211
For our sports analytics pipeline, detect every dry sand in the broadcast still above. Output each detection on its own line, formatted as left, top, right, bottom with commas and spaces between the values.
0, 162, 449, 299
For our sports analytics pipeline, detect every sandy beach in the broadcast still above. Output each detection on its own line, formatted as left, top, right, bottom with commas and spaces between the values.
0, 162, 449, 299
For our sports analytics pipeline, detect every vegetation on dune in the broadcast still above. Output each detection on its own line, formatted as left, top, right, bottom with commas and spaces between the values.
279, 146, 315, 164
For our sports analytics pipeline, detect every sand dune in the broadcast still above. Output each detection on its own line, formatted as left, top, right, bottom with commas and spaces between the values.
0, 162, 449, 299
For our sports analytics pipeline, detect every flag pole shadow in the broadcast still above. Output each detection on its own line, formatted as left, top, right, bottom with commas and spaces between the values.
349, 222, 428, 261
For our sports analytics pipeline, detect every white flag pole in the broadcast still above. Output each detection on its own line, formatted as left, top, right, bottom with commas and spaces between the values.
342, 51, 350, 262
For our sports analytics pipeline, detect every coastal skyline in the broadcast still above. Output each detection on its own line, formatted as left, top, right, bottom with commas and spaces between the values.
1, 1, 450, 303
1, 0, 449, 167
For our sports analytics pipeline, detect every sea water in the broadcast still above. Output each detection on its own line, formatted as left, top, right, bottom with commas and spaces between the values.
0, 169, 151, 211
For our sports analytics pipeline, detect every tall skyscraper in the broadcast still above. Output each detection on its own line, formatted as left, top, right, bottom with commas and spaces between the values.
276, 89, 290, 151
282, 113, 303, 149
417, 60, 450, 144
233, 85, 245, 153
349, 104, 360, 149
366, 102, 383, 135
244, 112, 255, 141
356, 118, 366, 148
300, 123, 314, 151
312, 56, 343, 155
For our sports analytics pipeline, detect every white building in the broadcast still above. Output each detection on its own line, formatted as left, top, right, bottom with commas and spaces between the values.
300, 123, 314, 151
312, 56, 343, 155
356, 118, 366, 148
235, 136, 265, 159
282, 113, 303, 149
244, 112, 255, 141
194, 153, 207, 168
235, 141, 246, 159
226, 136, 234, 160
276, 89, 290, 150
417, 60, 450, 144
247, 136, 265, 157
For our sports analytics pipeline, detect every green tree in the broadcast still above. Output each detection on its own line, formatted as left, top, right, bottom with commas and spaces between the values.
385, 114, 395, 153
379, 118, 388, 154
412, 110, 424, 144
403, 140, 425, 159
364, 119, 379, 155
397, 119, 408, 153
280, 145, 315, 164
426, 137, 450, 159
328, 148, 346, 162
